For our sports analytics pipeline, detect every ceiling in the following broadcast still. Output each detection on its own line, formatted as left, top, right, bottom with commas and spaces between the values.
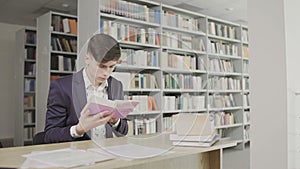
0, 0, 247, 27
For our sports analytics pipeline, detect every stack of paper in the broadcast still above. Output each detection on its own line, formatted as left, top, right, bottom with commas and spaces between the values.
170, 113, 220, 147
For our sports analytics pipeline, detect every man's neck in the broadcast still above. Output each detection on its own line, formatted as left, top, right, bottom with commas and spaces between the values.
85, 68, 102, 88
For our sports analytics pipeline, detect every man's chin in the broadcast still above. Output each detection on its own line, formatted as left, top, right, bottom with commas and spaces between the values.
97, 78, 106, 83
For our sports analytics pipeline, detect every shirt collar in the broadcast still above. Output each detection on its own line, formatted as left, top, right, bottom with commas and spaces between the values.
83, 67, 108, 91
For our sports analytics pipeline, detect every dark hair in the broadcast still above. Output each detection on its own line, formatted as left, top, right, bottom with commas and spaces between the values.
87, 34, 121, 63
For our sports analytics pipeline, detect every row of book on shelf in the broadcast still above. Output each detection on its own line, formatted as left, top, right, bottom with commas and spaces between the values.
127, 118, 157, 136
24, 48, 36, 60
243, 61, 249, 74
100, 20, 160, 46
24, 127, 35, 140
243, 94, 250, 107
244, 126, 250, 140
164, 73, 203, 90
163, 94, 205, 111
51, 37, 77, 53
124, 95, 158, 113
100, 0, 161, 23
208, 40, 239, 56
244, 111, 250, 124
113, 72, 207, 91
24, 95, 35, 108
208, 94, 236, 108
112, 72, 158, 89
51, 15, 77, 34
24, 63, 36, 75
24, 79, 35, 92
120, 94, 249, 114
208, 21, 237, 40
24, 111, 35, 124
119, 49, 159, 67
117, 50, 249, 74
25, 31, 36, 44
113, 72, 250, 91
208, 58, 235, 73
161, 31, 206, 51
161, 52, 205, 71
161, 10, 202, 31
51, 55, 76, 72
207, 76, 241, 90
212, 111, 235, 127
243, 46, 249, 58
241, 29, 249, 42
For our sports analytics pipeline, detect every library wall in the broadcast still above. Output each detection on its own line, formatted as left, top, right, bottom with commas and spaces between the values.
249, 0, 289, 169
0, 22, 25, 139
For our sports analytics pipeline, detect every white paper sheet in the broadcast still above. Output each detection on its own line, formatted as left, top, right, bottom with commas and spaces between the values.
21, 148, 114, 168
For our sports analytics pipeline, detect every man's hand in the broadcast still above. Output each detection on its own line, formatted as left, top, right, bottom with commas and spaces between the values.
76, 109, 115, 135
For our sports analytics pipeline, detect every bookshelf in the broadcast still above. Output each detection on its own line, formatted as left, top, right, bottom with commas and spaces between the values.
36, 11, 77, 132
77, 0, 250, 149
15, 28, 37, 146
206, 16, 245, 149
241, 26, 250, 146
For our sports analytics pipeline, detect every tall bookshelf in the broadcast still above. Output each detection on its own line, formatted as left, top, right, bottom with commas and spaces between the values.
36, 11, 77, 132
241, 26, 250, 146
15, 28, 37, 146
77, 0, 251, 149
99, 0, 163, 135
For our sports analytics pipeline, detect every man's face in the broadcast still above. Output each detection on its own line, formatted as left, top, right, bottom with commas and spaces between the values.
85, 53, 117, 87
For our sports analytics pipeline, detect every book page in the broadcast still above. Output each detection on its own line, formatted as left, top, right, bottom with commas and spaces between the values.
86, 95, 139, 118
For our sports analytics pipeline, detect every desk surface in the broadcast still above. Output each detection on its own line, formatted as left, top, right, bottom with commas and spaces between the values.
0, 134, 237, 169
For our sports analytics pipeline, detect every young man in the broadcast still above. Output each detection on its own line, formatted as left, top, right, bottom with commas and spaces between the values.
44, 34, 128, 143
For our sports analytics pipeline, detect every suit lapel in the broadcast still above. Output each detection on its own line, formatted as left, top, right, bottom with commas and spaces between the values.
107, 77, 113, 100
72, 69, 87, 119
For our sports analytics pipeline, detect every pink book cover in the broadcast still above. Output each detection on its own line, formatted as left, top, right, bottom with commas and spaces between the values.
86, 97, 139, 119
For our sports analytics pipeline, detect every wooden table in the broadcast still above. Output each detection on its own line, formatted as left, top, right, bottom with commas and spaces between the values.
0, 134, 237, 169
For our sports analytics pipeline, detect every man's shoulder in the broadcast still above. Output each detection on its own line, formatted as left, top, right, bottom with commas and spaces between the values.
109, 76, 122, 85
51, 71, 82, 86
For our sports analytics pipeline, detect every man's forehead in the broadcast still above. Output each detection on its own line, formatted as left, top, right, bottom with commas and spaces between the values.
98, 60, 117, 66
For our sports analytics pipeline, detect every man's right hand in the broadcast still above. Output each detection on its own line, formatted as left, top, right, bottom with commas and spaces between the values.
76, 109, 114, 135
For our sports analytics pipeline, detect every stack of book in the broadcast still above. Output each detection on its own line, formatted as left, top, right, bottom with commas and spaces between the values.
170, 113, 219, 147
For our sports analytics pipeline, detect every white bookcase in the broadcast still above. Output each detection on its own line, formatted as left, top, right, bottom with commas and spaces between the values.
15, 28, 37, 146
241, 26, 250, 145
36, 11, 77, 132
206, 16, 244, 149
75, 0, 251, 149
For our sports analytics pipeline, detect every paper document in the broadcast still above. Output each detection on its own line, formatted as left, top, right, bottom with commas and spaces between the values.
22, 148, 114, 168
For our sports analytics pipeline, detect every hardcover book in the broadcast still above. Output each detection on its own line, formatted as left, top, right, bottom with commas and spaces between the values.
84, 96, 139, 119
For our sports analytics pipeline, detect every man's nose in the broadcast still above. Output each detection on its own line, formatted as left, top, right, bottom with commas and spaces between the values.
101, 68, 109, 76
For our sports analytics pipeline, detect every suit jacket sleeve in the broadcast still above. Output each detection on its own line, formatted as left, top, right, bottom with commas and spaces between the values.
44, 80, 74, 143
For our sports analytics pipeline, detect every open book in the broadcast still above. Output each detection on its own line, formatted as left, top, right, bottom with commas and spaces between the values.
84, 96, 139, 119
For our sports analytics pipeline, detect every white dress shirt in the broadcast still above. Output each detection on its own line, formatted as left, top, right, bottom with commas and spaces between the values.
70, 68, 120, 139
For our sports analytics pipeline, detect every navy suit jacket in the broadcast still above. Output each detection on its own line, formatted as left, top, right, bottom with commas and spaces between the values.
44, 69, 128, 143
